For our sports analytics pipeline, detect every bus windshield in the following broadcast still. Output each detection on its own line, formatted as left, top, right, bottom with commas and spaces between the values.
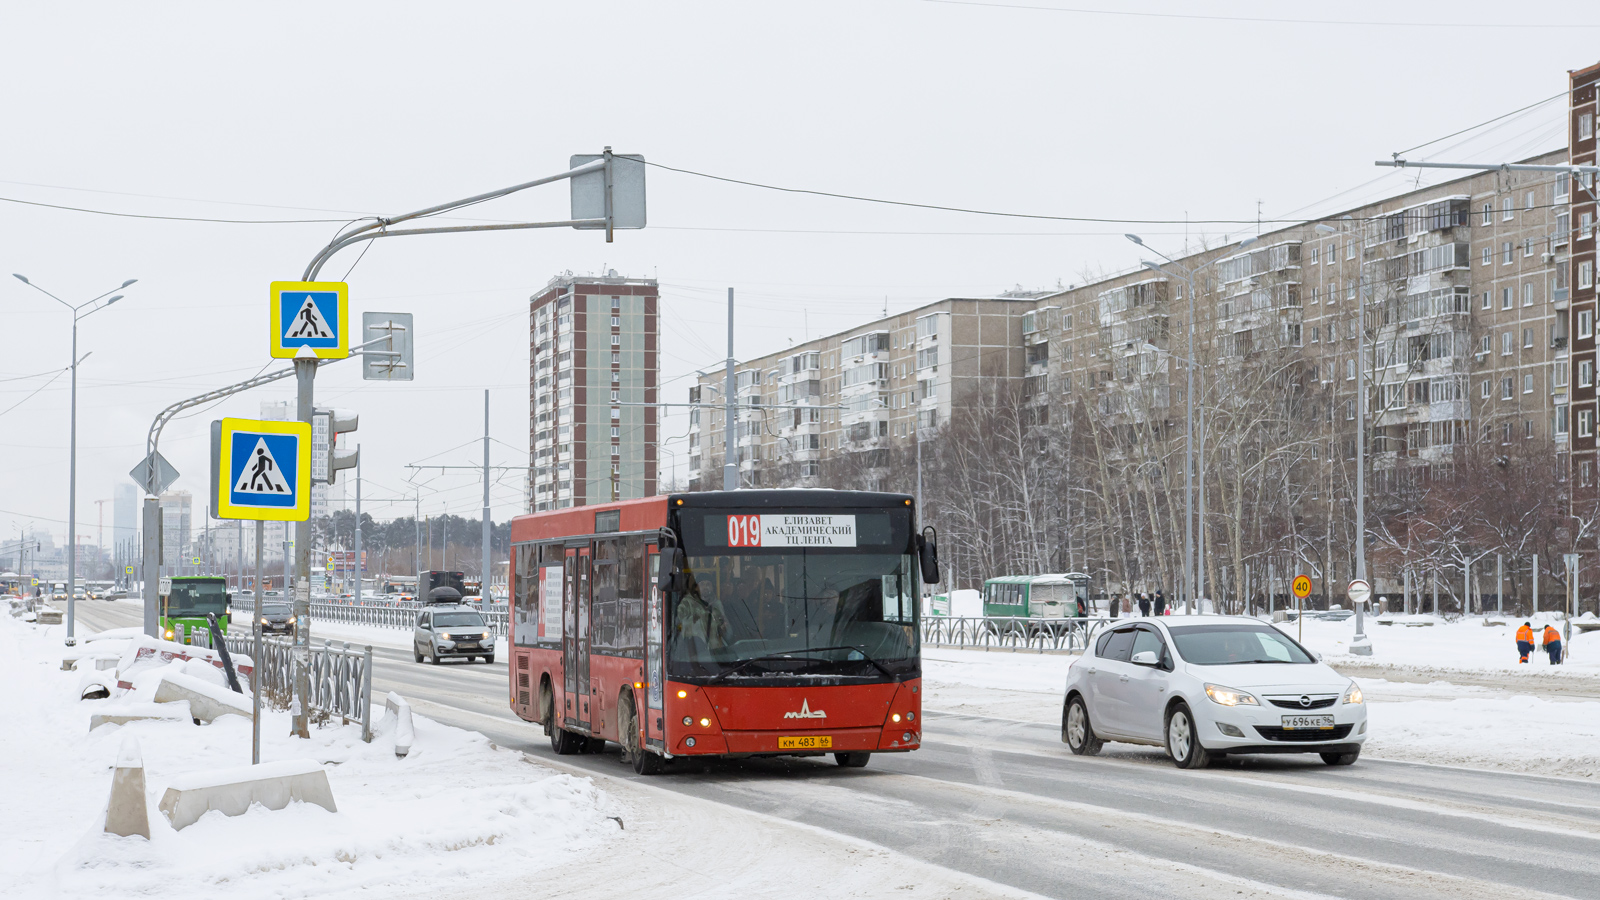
167, 579, 228, 618
669, 548, 920, 681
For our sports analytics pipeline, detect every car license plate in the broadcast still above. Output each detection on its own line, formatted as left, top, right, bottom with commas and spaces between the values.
457, 642, 478, 649
778, 735, 832, 749
1282, 715, 1335, 729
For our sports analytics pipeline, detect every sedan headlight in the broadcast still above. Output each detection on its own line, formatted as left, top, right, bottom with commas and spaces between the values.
1343, 682, 1364, 705
261, 616, 270, 625
1204, 683, 1259, 707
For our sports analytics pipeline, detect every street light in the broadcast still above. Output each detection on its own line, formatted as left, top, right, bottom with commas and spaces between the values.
1315, 219, 1367, 589
14, 273, 137, 645
1126, 235, 1255, 613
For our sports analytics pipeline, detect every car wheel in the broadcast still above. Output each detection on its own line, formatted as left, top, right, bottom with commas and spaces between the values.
414, 646, 423, 663
1320, 749, 1360, 766
1166, 703, 1211, 769
483, 655, 494, 665
834, 752, 871, 768
1063, 695, 1103, 756
430, 649, 442, 665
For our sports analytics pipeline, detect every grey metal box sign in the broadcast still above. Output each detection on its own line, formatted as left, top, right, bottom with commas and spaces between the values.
362, 312, 414, 382
570, 153, 646, 229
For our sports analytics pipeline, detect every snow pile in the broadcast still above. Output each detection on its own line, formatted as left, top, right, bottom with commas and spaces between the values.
1282, 615, 1600, 675
0, 613, 620, 899
1359, 679, 1600, 778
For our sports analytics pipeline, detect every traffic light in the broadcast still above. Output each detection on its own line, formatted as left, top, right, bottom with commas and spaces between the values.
315, 408, 360, 484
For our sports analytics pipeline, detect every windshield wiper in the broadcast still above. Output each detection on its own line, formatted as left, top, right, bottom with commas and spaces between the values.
707, 646, 895, 683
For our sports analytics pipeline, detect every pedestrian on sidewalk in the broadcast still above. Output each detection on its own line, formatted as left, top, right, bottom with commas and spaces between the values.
1154, 589, 1167, 616
1515, 621, 1534, 664
1108, 592, 1120, 619
1542, 623, 1564, 665
1137, 592, 1152, 617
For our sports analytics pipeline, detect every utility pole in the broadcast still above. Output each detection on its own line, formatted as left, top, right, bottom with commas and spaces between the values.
482, 391, 492, 600
723, 287, 738, 492
291, 350, 314, 738
354, 447, 362, 598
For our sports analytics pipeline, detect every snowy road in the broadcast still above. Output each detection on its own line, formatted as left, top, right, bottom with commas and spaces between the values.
75, 603, 1600, 899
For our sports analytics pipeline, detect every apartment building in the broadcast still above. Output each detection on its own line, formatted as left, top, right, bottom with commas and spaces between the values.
528, 272, 659, 511
686, 296, 1037, 490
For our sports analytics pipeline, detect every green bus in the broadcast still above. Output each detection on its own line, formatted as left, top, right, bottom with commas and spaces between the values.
160, 576, 231, 644
981, 573, 1092, 618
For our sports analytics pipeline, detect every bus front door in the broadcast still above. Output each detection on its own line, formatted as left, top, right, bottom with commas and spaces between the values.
644, 544, 664, 746
563, 545, 592, 731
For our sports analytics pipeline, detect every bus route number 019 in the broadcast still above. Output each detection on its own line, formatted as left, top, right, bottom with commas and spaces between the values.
728, 514, 763, 547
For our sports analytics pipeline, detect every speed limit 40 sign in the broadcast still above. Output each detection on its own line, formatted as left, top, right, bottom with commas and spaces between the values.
1292, 574, 1313, 599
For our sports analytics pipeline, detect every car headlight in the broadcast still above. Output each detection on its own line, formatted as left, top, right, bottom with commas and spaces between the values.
440, 632, 451, 640
1204, 683, 1259, 707
1343, 682, 1364, 705
261, 616, 270, 625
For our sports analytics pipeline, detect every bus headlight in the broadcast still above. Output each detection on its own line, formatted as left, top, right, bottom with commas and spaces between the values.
699, 718, 710, 728
164, 630, 174, 640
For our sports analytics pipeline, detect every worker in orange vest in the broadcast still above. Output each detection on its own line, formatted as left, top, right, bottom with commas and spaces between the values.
1542, 624, 1564, 665
1515, 622, 1535, 664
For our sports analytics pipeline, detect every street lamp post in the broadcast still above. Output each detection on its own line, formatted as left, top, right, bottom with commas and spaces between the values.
14, 274, 135, 645
1124, 236, 1255, 613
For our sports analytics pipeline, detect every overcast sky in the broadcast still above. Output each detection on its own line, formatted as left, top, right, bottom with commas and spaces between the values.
1, 1, 1594, 545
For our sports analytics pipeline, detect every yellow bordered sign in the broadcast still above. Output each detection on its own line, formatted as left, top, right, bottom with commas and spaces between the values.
215, 417, 312, 521
269, 281, 349, 359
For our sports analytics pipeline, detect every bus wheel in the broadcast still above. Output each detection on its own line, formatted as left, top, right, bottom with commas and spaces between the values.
550, 722, 585, 755
620, 691, 665, 775
834, 752, 871, 768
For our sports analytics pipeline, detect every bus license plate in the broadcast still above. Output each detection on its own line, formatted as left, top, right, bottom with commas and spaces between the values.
1281, 715, 1334, 729
778, 735, 832, 749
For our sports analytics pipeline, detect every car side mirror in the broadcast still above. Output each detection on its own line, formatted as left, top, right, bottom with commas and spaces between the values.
1130, 650, 1159, 666
917, 527, 940, 585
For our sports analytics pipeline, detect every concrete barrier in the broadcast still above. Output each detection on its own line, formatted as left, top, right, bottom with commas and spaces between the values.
104, 736, 150, 839
158, 760, 336, 831
36, 608, 63, 625
91, 702, 193, 730
153, 671, 252, 724
384, 692, 414, 758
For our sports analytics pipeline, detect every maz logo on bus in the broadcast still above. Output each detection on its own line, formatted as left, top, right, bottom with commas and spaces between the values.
783, 699, 827, 719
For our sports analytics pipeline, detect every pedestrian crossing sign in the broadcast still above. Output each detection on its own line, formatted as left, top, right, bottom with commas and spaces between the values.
215, 417, 312, 521
269, 281, 349, 359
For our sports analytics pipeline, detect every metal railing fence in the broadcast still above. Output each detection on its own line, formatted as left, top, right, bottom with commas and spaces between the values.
199, 628, 374, 741
231, 597, 509, 637
920, 616, 1111, 653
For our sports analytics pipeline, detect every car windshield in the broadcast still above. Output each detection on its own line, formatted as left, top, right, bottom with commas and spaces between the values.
1169, 624, 1314, 665
261, 604, 292, 616
166, 580, 228, 618
433, 612, 485, 628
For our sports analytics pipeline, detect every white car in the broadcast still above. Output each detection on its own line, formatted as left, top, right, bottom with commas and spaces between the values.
1061, 617, 1366, 768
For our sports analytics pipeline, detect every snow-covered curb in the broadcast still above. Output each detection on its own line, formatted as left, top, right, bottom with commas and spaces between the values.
0, 614, 621, 898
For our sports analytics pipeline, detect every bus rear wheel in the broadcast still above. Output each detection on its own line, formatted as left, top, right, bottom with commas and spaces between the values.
551, 723, 585, 755
834, 752, 871, 768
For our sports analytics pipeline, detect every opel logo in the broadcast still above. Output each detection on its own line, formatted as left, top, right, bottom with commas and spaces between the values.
1299, 695, 1312, 708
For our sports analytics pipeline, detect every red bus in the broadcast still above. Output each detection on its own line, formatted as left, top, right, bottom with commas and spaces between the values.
507, 489, 939, 774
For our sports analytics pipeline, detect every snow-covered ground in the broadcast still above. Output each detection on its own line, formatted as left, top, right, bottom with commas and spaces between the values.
921, 644, 1600, 778
2, 617, 618, 899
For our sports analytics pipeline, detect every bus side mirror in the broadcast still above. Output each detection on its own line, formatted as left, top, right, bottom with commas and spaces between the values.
917, 529, 940, 585
656, 548, 685, 592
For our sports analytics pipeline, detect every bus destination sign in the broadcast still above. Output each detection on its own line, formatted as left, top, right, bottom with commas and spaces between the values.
727, 514, 857, 548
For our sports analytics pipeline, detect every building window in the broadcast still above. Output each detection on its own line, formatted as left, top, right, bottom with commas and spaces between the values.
1481, 203, 1493, 226
1480, 291, 1491, 310
1582, 310, 1595, 338
612, 352, 621, 365
1524, 238, 1534, 258
1524, 373, 1535, 394
1582, 113, 1595, 141
1503, 332, 1514, 356
1557, 405, 1569, 434
1524, 283, 1535, 306
1348, 242, 1356, 260
1503, 241, 1514, 264
1582, 262, 1595, 290
610, 316, 620, 328
1558, 174, 1571, 200
1524, 327, 1534, 349
1556, 362, 1569, 388
1527, 191, 1537, 211
1584, 213, 1595, 240
1501, 377, 1514, 400
1502, 287, 1513, 310
1346, 358, 1356, 380
1581, 408, 1595, 439
1481, 247, 1492, 266
1480, 379, 1491, 399
1503, 197, 1514, 221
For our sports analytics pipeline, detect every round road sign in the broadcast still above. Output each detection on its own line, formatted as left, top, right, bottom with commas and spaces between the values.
1291, 574, 1312, 599
1347, 579, 1372, 605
